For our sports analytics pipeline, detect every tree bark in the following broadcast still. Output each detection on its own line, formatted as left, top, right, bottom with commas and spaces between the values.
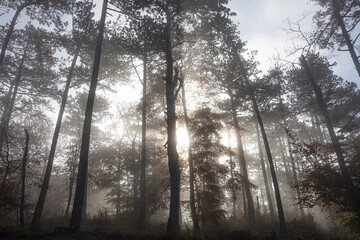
229, 92, 256, 232
69, 0, 107, 233
164, 6, 181, 238
20, 129, 29, 228
31, 49, 79, 231
331, 0, 360, 78
139, 53, 147, 230
180, 82, 200, 235
254, 119, 275, 222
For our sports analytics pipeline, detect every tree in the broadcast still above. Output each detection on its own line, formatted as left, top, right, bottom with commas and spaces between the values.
189, 108, 228, 231
237, 56, 287, 238
299, 54, 360, 217
180, 79, 200, 235
0, 25, 59, 155
30, 0, 96, 230
69, 0, 108, 232
20, 129, 29, 228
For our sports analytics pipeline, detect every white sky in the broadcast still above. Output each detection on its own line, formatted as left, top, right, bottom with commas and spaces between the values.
228, 0, 359, 85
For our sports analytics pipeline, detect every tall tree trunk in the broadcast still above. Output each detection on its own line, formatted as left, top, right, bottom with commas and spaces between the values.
277, 78, 305, 219
278, 135, 291, 182
20, 129, 29, 228
228, 130, 237, 225
116, 146, 121, 216
254, 120, 275, 222
0, 3, 32, 68
238, 59, 287, 238
285, 137, 305, 219
180, 82, 200, 235
314, 114, 325, 144
300, 55, 359, 213
132, 139, 139, 218
164, 6, 182, 238
65, 148, 77, 219
69, 0, 107, 233
31, 49, 79, 231
229, 92, 256, 232
0, 43, 28, 152
139, 53, 147, 230
331, 0, 360, 78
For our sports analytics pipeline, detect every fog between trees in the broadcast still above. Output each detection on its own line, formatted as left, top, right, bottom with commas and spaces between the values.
0, 0, 360, 239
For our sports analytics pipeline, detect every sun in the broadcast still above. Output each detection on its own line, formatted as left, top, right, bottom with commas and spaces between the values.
176, 126, 190, 149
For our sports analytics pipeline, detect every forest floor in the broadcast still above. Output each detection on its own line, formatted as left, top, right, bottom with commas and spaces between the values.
0, 225, 350, 240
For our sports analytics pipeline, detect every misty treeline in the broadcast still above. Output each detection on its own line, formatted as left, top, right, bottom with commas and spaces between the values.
0, 0, 359, 239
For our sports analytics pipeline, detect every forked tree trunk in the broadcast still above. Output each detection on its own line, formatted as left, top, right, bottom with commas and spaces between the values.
254, 120, 275, 222
139, 53, 147, 230
31, 49, 79, 231
331, 0, 360, 78
229, 92, 256, 232
238, 59, 287, 239
180, 82, 200, 235
69, 0, 108, 233
20, 129, 29, 228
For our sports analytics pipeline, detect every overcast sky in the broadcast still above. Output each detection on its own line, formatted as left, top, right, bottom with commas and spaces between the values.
228, 0, 359, 85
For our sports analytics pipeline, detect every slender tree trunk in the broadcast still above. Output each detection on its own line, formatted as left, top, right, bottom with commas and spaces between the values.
132, 139, 139, 218
314, 114, 325, 144
229, 92, 256, 232
331, 0, 360, 78
65, 149, 77, 219
0, 43, 28, 152
139, 53, 147, 230
228, 131, 237, 225
31, 49, 79, 231
256, 196, 261, 222
0, 3, 31, 68
238, 59, 287, 238
69, 0, 107, 233
20, 129, 29, 228
277, 78, 305, 219
180, 82, 200, 235
286, 137, 305, 218
278, 136, 291, 182
164, 6, 182, 238
116, 141, 122, 216
254, 120, 275, 222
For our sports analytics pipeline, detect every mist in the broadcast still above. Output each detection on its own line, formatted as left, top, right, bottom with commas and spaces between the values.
0, 0, 359, 239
